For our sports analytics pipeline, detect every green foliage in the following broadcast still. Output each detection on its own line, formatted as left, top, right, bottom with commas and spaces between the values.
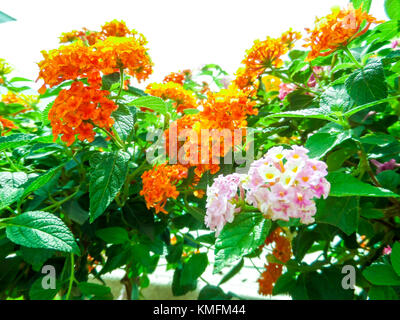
1, 1, 400, 301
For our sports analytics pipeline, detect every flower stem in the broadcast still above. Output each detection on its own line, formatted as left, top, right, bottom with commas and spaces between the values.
343, 46, 363, 69
65, 253, 75, 300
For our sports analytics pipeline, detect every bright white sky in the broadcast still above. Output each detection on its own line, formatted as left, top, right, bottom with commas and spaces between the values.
0, 0, 388, 91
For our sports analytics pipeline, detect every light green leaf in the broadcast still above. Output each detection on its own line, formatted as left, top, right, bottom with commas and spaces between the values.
385, 0, 400, 20
306, 131, 351, 159
5, 211, 80, 254
327, 171, 399, 197
128, 96, 167, 114
89, 151, 130, 222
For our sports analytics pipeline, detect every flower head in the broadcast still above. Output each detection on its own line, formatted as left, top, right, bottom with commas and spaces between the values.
304, 4, 383, 61
146, 82, 197, 113
205, 173, 246, 236
48, 81, 118, 145
140, 163, 188, 214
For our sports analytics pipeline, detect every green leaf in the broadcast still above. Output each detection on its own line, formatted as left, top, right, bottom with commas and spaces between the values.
89, 151, 130, 222
327, 171, 399, 197
0, 172, 28, 210
391, 242, 400, 277
305, 131, 351, 159
376, 171, 400, 192
19, 247, 54, 271
78, 282, 113, 300
214, 212, 271, 273
180, 253, 208, 286
21, 164, 64, 199
0, 11, 16, 24
351, 0, 372, 12
267, 108, 332, 121
112, 105, 135, 142
102, 72, 120, 91
29, 277, 60, 300
218, 258, 244, 285
198, 285, 233, 300
5, 211, 80, 254
129, 96, 167, 114
363, 264, 400, 286
316, 196, 359, 236
368, 286, 398, 300
0, 134, 36, 152
172, 265, 197, 296
345, 59, 387, 106
385, 0, 400, 20
320, 85, 353, 112
183, 108, 200, 115
273, 271, 297, 295
95, 227, 129, 244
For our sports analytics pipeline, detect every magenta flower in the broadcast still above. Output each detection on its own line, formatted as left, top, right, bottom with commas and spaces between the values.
383, 245, 392, 255
370, 159, 400, 174
278, 83, 296, 100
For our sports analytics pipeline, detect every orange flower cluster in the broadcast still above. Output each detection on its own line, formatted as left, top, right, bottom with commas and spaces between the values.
140, 163, 188, 214
163, 71, 186, 85
49, 81, 118, 146
0, 116, 17, 134
94, 37, 153, 81
165, 85, 258, 176
234, 30, 301, 91
258, 228, 292, 296
38, 20, 153, 145
59, 20, 143, 45
304, 4, 383, 61
146, 82, 198, 113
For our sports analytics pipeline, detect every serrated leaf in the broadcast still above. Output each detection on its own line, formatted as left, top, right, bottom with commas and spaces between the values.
0, 134, 36, 152
112, 105, 135, 141
5, 211, 80, 254
214, 212, 271, 273
21, 164, 64, 199
89, 151, 130, 222
345, 59, 387, 106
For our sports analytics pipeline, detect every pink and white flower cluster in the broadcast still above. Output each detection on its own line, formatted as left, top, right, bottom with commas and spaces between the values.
205, 146, 330, 235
